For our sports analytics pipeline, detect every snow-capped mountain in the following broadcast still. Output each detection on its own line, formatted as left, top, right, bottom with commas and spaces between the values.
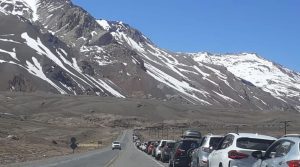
0, 0, 299, 111
192, 53, 300, 107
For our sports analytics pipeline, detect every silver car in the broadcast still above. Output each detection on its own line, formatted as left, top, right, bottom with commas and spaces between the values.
252, 134, 300, 167
191, 134, 223, 167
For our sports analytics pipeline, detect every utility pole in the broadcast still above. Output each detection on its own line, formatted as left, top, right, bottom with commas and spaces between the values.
235, 125, 239, 134
162, 121, 164, 139
280, 121, 291, 135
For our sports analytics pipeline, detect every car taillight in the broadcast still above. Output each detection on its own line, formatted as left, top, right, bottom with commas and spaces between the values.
228, 150, 249, 159
287, 160, 300, 167
202, 147, 210, 153
175, 149, 185, 157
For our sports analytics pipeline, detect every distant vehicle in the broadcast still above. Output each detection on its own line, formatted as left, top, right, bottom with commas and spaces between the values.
135, 141, 141, 148
133, 135, 138, 142
155, 140, 176, 160
208, 133, 276, 167
140, 142, 147, 152
169, 139, 200, 167
252, 134, 300, 167
161, 141, 176, 162
146, 140, 156, 152
148, 142, 156, 155
152, 142, 159, 157
191, 134, 223, 167
141, 142, 148, 152
112, 141, 121, 150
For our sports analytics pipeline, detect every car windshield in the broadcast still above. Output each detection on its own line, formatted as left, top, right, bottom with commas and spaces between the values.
113, 142, 120, 144
236, 138, 274, 151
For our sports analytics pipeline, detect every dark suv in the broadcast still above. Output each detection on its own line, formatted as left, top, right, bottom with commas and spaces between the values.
169, 139, 200, 167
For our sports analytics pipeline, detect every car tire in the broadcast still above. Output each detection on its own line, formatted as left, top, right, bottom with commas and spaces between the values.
219, 163, 223, 167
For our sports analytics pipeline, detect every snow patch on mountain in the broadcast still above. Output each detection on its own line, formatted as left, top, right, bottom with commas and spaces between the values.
22, 0, 38, 21
144, 61, 211, 105
0, 0, 39, 21
0, 48, 18, 61
213, 91, 239, 104
26, 57, 66, 94
96, 19, 111, 31
111, 31, 145, 53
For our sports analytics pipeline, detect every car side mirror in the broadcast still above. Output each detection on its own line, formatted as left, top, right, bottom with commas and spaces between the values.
209, 146, 214, 153
252, 151, 263, 159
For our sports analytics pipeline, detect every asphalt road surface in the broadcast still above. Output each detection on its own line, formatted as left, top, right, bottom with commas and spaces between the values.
109, 131, 167, 167
4, 130, 168, 167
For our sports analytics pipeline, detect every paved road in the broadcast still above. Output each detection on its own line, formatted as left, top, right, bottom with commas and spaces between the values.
5, 130, 168, 167
109, 131, 168, 167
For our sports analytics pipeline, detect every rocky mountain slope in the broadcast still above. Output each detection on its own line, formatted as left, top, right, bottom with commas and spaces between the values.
0, 0, 299, 111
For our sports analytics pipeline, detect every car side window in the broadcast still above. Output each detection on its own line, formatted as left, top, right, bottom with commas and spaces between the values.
265, 140, 294, 158
219, 135, 234, 150
174, 142, 181, 150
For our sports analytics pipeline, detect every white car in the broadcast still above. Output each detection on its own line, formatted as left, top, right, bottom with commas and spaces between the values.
208, 133, 276, 167
252, 134, 300, 167
140, 142, 147, 152
155, 140, 175, 160
112, 141, 121, 150
191, 134, 224, 167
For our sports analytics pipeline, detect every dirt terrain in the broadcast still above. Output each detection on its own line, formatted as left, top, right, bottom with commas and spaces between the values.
0, 91, 299, 165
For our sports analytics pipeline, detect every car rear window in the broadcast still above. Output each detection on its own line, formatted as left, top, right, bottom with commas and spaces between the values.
237, 138, 274, 151
113, 142, 120, 144
209, 137, 223, 148
180, 140, 199, 150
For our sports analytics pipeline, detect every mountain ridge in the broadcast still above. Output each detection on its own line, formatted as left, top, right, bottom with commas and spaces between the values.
0, 0, 299, 112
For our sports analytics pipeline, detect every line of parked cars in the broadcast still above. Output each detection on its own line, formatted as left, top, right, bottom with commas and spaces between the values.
134, 130, 300, 167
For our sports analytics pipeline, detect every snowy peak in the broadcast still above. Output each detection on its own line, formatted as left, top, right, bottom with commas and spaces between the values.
192, 53, 300, 101
96, 19, 151, 45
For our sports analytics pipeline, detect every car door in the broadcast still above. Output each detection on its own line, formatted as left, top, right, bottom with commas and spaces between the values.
209, 135, 234, 167
260, 140, 295, 167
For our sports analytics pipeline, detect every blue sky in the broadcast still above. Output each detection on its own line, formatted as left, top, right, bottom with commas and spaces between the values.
72, 0, 300, 72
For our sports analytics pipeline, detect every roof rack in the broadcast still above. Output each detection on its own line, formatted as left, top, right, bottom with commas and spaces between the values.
182, 130, 202, 139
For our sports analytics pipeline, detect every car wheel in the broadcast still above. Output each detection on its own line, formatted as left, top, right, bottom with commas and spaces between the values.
219, 163, 223, 167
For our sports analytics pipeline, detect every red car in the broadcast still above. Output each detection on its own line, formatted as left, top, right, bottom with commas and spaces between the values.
147, 142, 156, 155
